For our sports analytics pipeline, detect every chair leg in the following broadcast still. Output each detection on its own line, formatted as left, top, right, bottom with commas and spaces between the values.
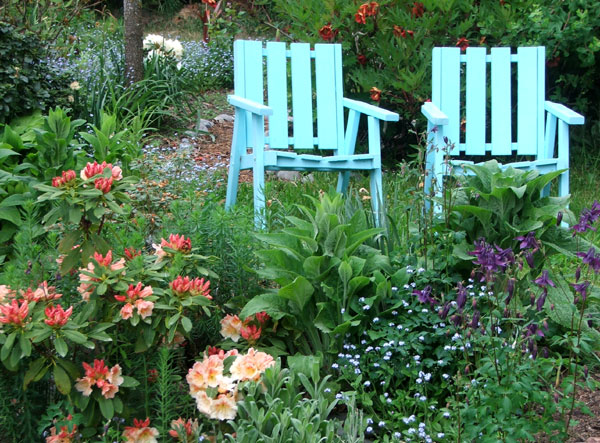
251, 113, 266, 229
336, 171, 350, 194
370, 168, 383, 227
226, 110, 245, 210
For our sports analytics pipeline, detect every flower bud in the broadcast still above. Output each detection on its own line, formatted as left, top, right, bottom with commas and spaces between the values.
556, 211, 563, 226
574, 296, 580, 305
551, 303, 555, 311
503, 308, 510, 318
472, 298, 477, 309
542, 347, 549, 358
575, 266, 581, 283
554, 393, 559, 403
584, 365, 589, 378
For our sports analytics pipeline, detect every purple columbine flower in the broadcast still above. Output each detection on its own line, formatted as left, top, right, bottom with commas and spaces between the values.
571, 281, 590, 301
469, 310, 480, 329
536, 289, 547, 311
576, 248, 600, 273
525, 323, 545, 338
413, 285, 436, 305
469, 239, 514, 280
505, 277, 515, 305
439, 302, 451, 320
534, 270, 555, 288
515, 232, 540, 252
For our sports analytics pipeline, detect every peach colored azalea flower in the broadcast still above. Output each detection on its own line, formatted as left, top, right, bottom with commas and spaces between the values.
21, 281, 62, 302
220, 314, 242, 342
210, 393, 237, 420
74, 376, 95, 396
370, 86, 382, 102
120, 303, 134, 320
135, 299, 154, 319
230, 348, 275, 382
75, 360, 123, 399
152, 234, 192, 262
45, 423, 77, 443
170, 276, 212, 299
122, 418, 159, 443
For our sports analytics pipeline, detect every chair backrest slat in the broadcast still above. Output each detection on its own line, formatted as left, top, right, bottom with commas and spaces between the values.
234, 40, 264, 148
434, 47, 461, 152
315, 44, 343, 150
465, 47, 487, 155
491, 47, 512, 155
290, 43, 314, 150
517, 48, 543, 155
266, 42, 288, 149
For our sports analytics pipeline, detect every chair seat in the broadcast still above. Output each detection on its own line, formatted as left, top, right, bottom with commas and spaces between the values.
238, 151, 377, 172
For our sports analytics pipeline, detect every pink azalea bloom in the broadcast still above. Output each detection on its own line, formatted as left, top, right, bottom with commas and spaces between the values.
135, 299, 154, 319
120, 303, 134, 320
0, 299, 29, 326
123, 418, 159, 443
44, 304, 73, 327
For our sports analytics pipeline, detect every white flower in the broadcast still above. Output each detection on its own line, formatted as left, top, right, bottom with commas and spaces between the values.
69, 81, 81, 91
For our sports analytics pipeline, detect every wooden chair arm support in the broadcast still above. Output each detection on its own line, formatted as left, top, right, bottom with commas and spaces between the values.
228, 95, 273, 116
421, 102, 449, 125
343, 98, 400, 122
545, 101, 584, 125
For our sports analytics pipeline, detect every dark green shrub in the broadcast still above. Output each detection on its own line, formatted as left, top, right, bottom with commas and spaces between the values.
0, 23, 71, 123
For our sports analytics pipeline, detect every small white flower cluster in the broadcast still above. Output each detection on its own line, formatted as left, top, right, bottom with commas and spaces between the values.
143, 34, 184, 61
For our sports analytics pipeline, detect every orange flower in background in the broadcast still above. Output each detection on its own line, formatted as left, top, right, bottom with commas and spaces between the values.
202, 0, 217, 7
44, 304, 73, 327
220, 314, 243, 342
370, 87, 382, 102
122, 418, 159, 443
124, 247, 142, 260
45, 423, 78, 443
355, 2, 378, 23
411, 1, 424, 17
318, 23, 338, 41
153, 233, 192, 261
0, 299, 29, 326
21, 281, 62, 302
456, 37, 469, 51
255, 311, 270, 325
357, 54, 367, 65
355, 11, 366, 24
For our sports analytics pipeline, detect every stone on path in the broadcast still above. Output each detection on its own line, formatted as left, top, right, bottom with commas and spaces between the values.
214, 114, 235, 123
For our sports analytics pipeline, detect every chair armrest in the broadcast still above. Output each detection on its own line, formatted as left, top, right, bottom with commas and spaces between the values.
421, 102, 449, 125
343, 98, 400, 122
228, 95, 273, 116
545, 101, 584, 125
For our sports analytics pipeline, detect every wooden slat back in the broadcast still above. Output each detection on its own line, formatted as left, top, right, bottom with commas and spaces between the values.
315, 44, 344, 150
465, 47, 487, 155
491, 47, 512, 155
234, 41, 344, 151
290, 43, 314, 150
265, 42, 288, 149
434, 46, 546, 157
433, 48, 461, 154
234, 40, 264, 148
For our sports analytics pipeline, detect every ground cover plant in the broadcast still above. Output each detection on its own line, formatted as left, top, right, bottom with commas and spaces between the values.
1, 1, 600, 442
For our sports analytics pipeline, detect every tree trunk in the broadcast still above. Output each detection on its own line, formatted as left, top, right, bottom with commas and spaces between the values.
124, 0, 144, 85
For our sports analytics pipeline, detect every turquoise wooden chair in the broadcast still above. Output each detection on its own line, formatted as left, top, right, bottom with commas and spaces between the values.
422, 47, 584, 206
225, 40, 399, 228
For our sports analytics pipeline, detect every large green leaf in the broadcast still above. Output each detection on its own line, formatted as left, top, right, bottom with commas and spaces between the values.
278, 276, 315, 313
53, 364, 71, 395
240, 293, 291, 321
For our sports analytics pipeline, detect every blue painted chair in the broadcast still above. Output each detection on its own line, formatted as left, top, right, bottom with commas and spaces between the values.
225, 40, 399, 228
422, 47, 584, 206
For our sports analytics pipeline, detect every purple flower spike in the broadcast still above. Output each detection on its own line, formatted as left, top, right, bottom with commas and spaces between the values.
534, 270, 555, 288
456, 282, 467, 310
536, 289, 547, 311
469, 310, 480, 329
571, 281, 590, 301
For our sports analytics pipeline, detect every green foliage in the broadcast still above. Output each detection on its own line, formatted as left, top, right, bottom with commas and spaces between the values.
225, 361, 352, 442
0, 23, 71, 123
449, 160, 576, 259
241, 193, 390, 361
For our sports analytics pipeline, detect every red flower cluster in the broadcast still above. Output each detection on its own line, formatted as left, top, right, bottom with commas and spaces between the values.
456, 37, 469, 51
21, 281, 62, 302
411, 1, 425, 18
44, 304, 73, 328
170, 276, 212, 299
370, 87, 382, 102
201, 0, 216, 7
355, 2, 379, 24
51, 169, 76, 188
357, 54, 367, 65
124, 246, 142, 260
318, 23, 338, 41
80, 161, 123, 194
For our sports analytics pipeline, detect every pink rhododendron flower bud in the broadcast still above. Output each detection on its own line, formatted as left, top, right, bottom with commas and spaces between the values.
124, 247, 141, 260
168, 418, 198, 439
220, 314, 242, 342
81, 161, 120, 180
0, 299, 29, 326
44, 304, 73, 327
240, 324, 261, 343
94, 176, 113, 193
255, 311, 270, 325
